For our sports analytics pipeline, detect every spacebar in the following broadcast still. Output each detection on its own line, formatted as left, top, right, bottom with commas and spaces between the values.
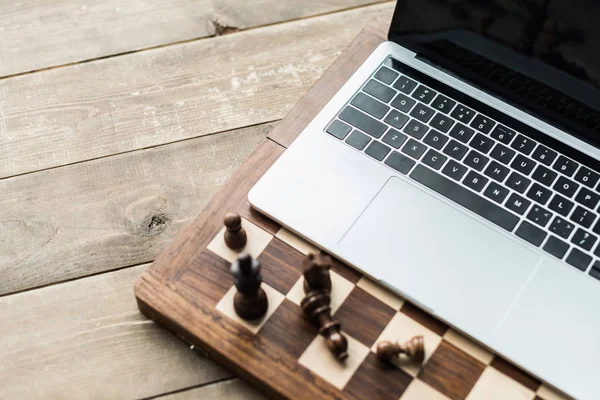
409, 165, 519, 232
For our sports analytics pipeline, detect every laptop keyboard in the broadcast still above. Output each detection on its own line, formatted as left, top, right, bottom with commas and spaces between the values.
326, 59, 600, 283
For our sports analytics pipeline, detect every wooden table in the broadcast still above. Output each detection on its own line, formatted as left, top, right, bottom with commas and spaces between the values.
0, 1, 394, 398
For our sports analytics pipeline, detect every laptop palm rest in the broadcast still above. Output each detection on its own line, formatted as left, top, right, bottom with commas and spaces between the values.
338, 176, 541, 338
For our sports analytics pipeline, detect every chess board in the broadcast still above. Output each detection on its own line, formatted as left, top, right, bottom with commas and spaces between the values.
134, 19, 572, 400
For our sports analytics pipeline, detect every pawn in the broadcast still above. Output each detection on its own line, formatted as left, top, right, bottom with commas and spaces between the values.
376, 336, 425, 364
303, 252, 332, 293
231, 253, 268, 320
224, 212, 247, 250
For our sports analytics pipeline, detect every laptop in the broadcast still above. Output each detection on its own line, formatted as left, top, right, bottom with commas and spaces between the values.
249, 1, 600, 398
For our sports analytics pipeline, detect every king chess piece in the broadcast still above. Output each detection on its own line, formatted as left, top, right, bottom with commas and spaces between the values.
376, 336, 425, 364
224, 212, 247, 250
302, 252, 332, 294
231, 253, 268, 320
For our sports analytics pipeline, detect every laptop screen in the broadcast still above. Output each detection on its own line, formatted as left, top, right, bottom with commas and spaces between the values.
388, 0, 600, 146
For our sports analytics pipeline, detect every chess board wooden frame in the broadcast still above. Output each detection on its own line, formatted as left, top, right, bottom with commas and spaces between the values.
134, 19, 570, 400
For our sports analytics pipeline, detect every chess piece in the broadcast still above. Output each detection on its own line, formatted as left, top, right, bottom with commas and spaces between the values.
231, 253, 268, 320
303, 252, 332, 293
301, 289, 348, 360
376, 336, 425, 364
224, 212, 247, 250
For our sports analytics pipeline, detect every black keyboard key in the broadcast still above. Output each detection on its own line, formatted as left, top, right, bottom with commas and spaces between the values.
391, 93, 416, 113
490, 125, 516, 144
443, 140, 469, 161
385, 151, 415, 174
422, 149, 447, 170
363, 79, 396, 103
402, 119, 428, 139
384, 110, 410, 132
550, 217, 575, 239
410, 103, 435, 123
442, 160, 467, 181
515, 221, 547, 247
450, 105, 476, 124
393, 75, 418, 94
410, 165, 519, 231
431, 95, 456, 114
345, 130, 370, 150
526, 205, 553, 227
574, 166, 600, 188
553, 176, 579, 198
552, 155, 578, 177
531, 165, 558, 186
470, 114, 495, 134
449, 123, 475, 144
469, 133, 494, 154
589, 262, 600, 280
401, 139, 427, 160
505, 193, 531, 215
506, 172, 531, 194
510, 134, 536, 155
351, 93, 390, 119
382, 129, 408, 149
543, 236, 569, 259
484, 182, 509, 204
464, 150, 489, 171
575, 187, 600, 210
326, 120, 351, 139
423, 130, 448, 150
489, 143, 516, 164
566, 248, 592, 271
374, 67, 398, 84
548, 194, 574, 216
411, 85, 437, 104
429, 113, 454, 133
365, 141, 391, 161
526, 183, 553, 205
484, 161, 510, 182
463, 171, 488, 192
340, 107, 387, 138
531, 145, 557, 166
570, 206, 596, 229
511, 154, 537, 175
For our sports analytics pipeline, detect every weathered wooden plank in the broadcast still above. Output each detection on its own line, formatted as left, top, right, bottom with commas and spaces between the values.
0, 2, 394, 180
0, 123, 270, 295
0, 264, 233, 400
0, 0, 386, 78
156, 379, 266, 400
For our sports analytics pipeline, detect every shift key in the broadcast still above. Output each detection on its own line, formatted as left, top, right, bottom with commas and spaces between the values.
339, 106, 387, 138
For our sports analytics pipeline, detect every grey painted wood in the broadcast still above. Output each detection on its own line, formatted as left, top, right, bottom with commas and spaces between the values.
156, 379, 267, 400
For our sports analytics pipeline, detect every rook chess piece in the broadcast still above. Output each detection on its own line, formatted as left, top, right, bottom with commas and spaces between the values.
231, 253, 268, 320
302, 252, 332, 293
376, 336, 425, 364
224, 212, 247, 250
301, 289, 348, 360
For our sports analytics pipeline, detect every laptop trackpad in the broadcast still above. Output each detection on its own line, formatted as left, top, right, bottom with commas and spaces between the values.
338, 176, 541, 337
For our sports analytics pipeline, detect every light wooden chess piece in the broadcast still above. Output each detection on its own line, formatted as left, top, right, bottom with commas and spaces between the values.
302, 252, 332, 293
231, 253, 268, 320
224, 212, 247, 250
376, 336, 425, 364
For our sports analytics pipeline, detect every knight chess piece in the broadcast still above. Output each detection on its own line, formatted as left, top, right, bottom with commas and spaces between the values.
376, 336, 425, 364
302, 252, 332, 293
224, 212, 247, 250
231, 253, 268, 320
301, 289, 348, 361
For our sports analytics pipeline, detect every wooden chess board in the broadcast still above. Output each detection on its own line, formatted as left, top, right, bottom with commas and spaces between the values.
134, 19, 571, 400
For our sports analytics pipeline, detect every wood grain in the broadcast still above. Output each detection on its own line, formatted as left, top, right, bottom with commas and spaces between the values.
0, 3, 394, 180
0, 0, 387, 78
0, 123, 269, 296
0, 263, 232, 400
155, 379, 266, 400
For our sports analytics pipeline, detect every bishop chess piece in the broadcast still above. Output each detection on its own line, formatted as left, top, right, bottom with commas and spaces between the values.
224, 212, 247, 250
231, 253, 268, 320
302, 252, 332, 293
376, 336, 425, 364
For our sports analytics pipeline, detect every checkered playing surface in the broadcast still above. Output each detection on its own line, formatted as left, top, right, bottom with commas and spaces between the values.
202, 217, 570, 400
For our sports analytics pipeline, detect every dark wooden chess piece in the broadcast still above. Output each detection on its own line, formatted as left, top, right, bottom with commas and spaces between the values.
376, 336, 425, 364
231, 253, 268, 320
302, 252, 332, 293
224, 212, 247, 250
